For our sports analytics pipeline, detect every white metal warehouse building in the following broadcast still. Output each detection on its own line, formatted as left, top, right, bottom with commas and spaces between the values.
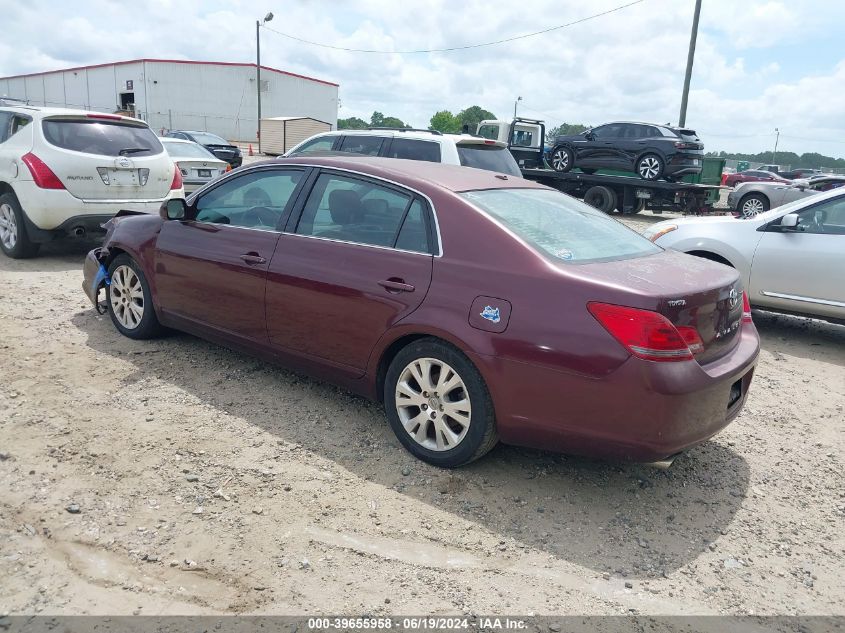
0, 58, 339, 142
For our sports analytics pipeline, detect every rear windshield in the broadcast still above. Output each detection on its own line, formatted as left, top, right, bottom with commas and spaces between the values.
190, 132, 229, 146
460, 188, 661, 264
163, 141, 217, 159
42, 119, 163, 157
457, 144, 521, 177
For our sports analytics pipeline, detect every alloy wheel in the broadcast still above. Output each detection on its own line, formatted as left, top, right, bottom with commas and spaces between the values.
110, 265, 145, 329
551, 149, 569, 171
741, 198, 765, 218
638, 156, 661, 179
395, 357, 471, 451
0, 203, 17, 250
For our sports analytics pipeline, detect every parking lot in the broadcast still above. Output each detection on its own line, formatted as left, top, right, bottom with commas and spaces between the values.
1, 212, 843, 616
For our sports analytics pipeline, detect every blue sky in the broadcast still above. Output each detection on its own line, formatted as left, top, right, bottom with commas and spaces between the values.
2, 0, 844, 158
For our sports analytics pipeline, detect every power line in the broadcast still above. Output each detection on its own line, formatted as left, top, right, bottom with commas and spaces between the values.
262, 0, 646, 54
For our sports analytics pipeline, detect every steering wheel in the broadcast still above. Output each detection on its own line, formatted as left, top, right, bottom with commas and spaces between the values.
243, 206, 278, 228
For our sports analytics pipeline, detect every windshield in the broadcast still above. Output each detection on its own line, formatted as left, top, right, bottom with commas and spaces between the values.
457, 144, 521, 177
461, 188, 661, 263
190, 132, 230, 146
163, 141, 217, 159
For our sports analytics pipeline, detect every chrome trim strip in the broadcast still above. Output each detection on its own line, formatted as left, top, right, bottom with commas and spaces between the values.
278, 231, 433, 257
760, 290, 845, 308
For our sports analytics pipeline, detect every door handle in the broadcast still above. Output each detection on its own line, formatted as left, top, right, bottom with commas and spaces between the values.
240, 253, 266, 265
378, 279, 415, 293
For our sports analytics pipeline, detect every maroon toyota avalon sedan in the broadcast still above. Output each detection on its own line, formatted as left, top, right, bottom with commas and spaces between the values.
82, 156, 759, 468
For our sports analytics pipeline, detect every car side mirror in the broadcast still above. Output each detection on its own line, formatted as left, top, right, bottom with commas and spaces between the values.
161, 198, 188, 221
780, 213, 799, 229
585, 131, 595, 141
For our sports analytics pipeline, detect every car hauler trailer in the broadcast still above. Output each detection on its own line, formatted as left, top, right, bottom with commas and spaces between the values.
480, 118, 723, 214
520, 168, 721, 214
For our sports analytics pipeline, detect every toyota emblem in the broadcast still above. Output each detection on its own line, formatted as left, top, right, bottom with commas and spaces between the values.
728, 288, 739, 309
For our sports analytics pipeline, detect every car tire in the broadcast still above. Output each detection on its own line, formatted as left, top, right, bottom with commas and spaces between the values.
0, 193, 40, 259
636, 153, 664, 181
107, 254, 163, 340
550, 147, 574, 172
738, 193, 769, 218
629, 198, 647, 214
384, 338, 498, 468
583, 185, 618, 213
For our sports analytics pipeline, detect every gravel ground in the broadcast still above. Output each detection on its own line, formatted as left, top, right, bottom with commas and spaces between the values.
1, 207, 843, 616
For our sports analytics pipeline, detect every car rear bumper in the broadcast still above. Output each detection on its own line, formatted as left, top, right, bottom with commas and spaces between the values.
473, 325, 760, 462
13, 181, 179, 232
665, 153, 703, 177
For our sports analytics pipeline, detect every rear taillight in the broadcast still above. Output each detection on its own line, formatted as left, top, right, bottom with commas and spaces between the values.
21, 153, 65, 189
742, 291, 753, 324
674, 141, 700, 149
86, 113, 123, 121
588, 302, 694, 362
225, 164, 232, 172
170, 165, 183, 190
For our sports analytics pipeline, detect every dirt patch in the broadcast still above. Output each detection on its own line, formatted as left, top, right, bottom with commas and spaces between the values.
1, 234, 843, 615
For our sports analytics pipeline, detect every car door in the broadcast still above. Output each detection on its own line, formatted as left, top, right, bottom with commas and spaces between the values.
154, 166, 309, 340
581, 124, 623, 168
265, 170, 435, 376
616, 124, 648, 170
749, 194, 845, 321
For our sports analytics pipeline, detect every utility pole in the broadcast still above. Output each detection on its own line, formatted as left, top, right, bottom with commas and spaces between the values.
771, 128, 780, 165
256, 12, 274, 154
513, 96, 522, 119
678, 0, 702, 127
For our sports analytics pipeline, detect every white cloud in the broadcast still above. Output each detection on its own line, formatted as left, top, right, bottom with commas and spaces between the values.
1, 0, 844, 157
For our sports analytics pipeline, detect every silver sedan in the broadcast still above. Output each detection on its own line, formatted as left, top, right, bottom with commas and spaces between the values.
645, 188, 845, 324
728, 176, 845, 218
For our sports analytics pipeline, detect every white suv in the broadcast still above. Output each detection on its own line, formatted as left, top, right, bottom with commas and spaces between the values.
0, 105, 183, 258
285, 128, 522, 177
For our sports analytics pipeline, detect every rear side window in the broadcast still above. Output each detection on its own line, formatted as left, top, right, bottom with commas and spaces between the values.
42, 119, 163, 157
386, 138, 441, 163
338, 135, 386, 156
457, 144, 521, 177
0, 112, 11, 143
296, 172, 431, 252
477, 124, 499, 140
461, 188, 660, 264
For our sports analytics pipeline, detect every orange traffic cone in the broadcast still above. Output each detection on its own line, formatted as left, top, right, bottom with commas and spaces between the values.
248, 144, 254, 156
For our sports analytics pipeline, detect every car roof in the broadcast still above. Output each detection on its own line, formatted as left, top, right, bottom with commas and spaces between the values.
305, 129, 507, 148
0, 105, 147, 124
160, 137, 197, 144
268, 155, 545, 193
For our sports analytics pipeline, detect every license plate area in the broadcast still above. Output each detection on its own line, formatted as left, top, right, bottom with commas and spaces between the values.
107, 169, 139, 186
692, 159, 700, 166
635, 189, 652, 199
198, 169, 212, 178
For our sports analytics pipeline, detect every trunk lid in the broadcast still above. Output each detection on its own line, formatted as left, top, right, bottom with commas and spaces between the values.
38, 115, 173, 200
576, 250, 744, 364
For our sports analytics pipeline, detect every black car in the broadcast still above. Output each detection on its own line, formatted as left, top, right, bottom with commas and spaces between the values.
165, 130, 242, 168
548, 122, 704, 181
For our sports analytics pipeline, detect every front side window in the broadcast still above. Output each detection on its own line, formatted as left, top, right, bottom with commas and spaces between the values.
591, 124, 622, 139
295, 173, 430, 252
461, 188, 661, 263
795, 197, 845, 235
195, 169, 303, 229
338, 135, 386, 156
386, 138, 441, 163
42, 119, 163, 157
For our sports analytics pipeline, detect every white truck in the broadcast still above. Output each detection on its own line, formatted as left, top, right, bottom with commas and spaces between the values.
476, 118, 546, 169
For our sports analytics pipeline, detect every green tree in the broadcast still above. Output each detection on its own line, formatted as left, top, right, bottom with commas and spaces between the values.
429, 110, 461, 134
337, 116, 368, 130
457, 105, 496, 133
545, 123, 588, 142
381, 116, 408, 128
370, 111, 385, 127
